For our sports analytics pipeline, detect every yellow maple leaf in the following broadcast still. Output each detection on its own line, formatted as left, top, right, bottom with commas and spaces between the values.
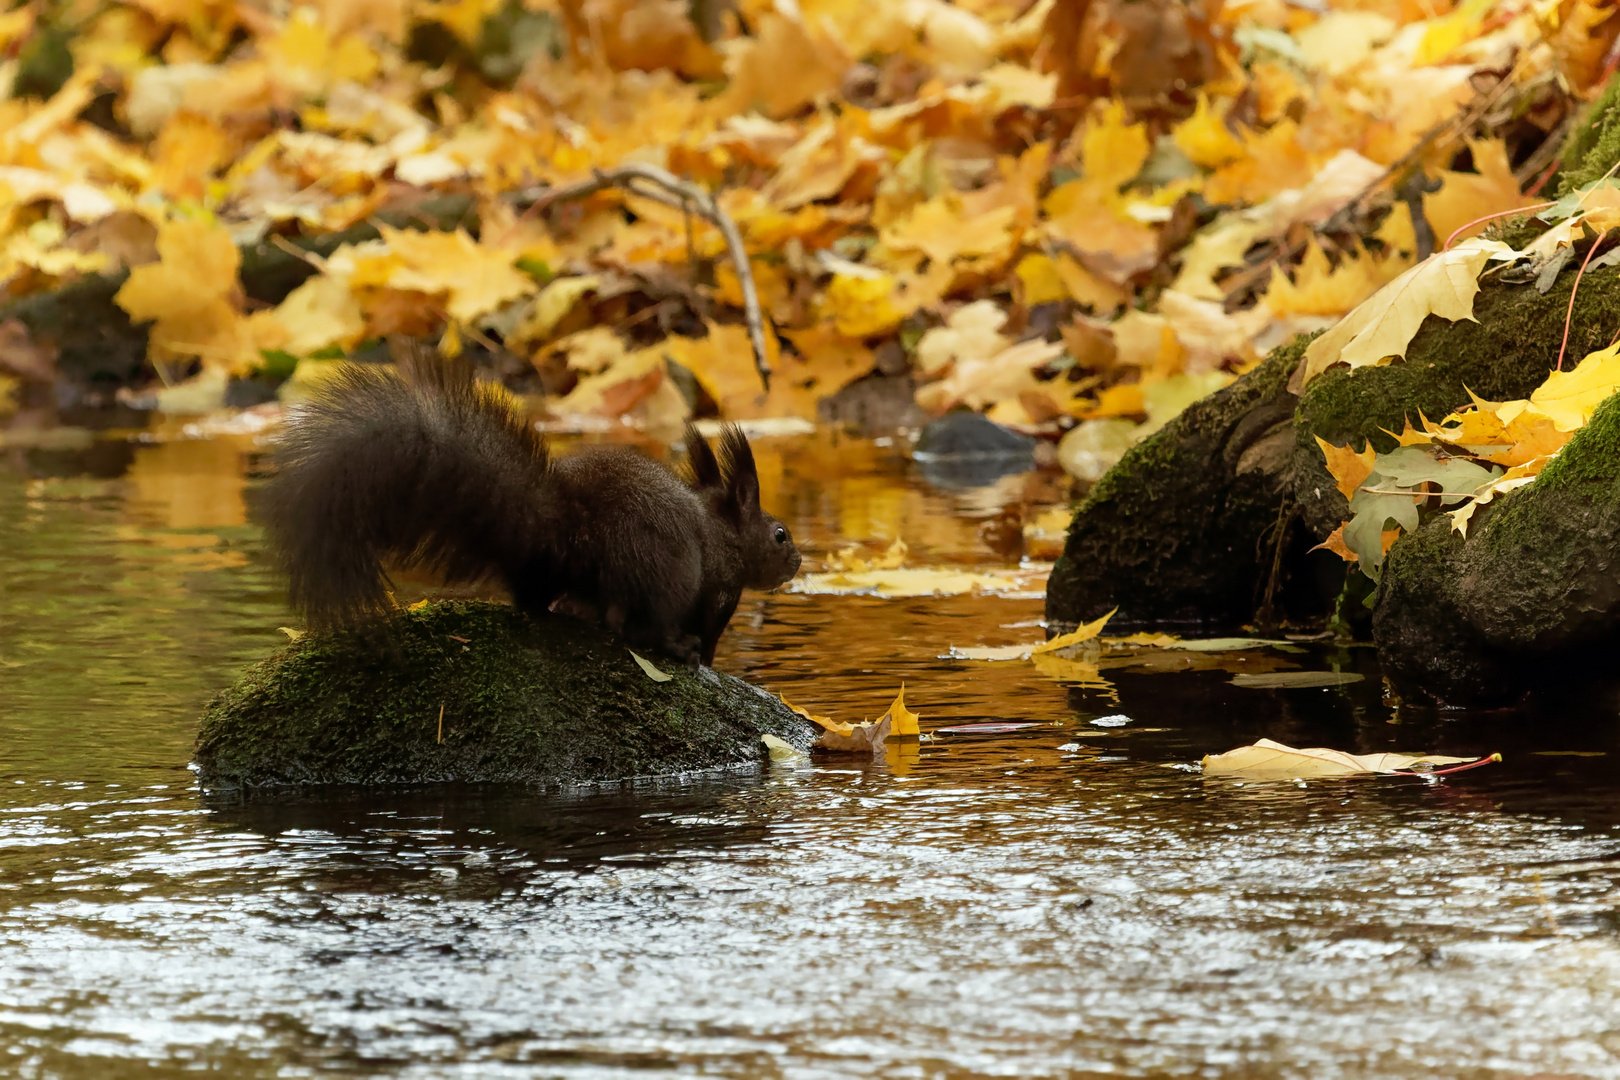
115, 214, 257, 372
1171, 215, 1268, 300
375, 225, 535, 323
1204, 120, 1312, 206
1264, 241, 1405, 318
1314, 436, 1377, 502
267, 273, 366, 356
1014, 253, 1069, 306
914, 300, 1008, 376
1050, 252, 1130, 313
823, 269, 904, 338
1311, 524, 1358, 563
1507, 343, 1620, 432
881, 196, 1017, 265
1294, 238, 1507, 391
877, 685, 920, 737
1172, 94, 1246, 169
659, 321, 778, 419
414, 0, 503, 47
1041, 199, 1159, 285
1412, 0, 1495, 66
1422, 139, 1539, 248
1032, 608, 1117, 655
1080, 382, 1145, 419
1080, 101, 1150, 193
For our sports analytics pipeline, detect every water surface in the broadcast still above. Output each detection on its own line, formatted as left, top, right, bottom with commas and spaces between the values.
3, 418, 1619, 1078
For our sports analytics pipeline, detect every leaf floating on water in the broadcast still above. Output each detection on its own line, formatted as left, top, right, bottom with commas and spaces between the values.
1172, 636, 1294, 652
945, 643, 1035, 661
1030, 651, 1114, 691
1202, 737, 1501, 779
761, 734, 806, 762
1090, 714, 1132, 727
780, 693, 850, 735
815, 714, 891, 754
879, 685, 920, 737
791, 566, 1047, 599
1230, 671, 1364, 689
1032, 608, 1117, 655
628, 650, 672, 682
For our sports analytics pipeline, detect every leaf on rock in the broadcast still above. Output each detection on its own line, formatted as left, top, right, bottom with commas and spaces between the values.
1315, 436, 1377, 502
1293, 238, 1510, 391
628, 650, 672, 682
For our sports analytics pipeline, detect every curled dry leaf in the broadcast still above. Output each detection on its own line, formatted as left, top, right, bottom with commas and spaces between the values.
761, 734, 806, 762
1202, 737, 1501, 779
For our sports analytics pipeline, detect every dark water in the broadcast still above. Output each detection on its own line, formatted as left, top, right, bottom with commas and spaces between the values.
3, 419, 1620, 1078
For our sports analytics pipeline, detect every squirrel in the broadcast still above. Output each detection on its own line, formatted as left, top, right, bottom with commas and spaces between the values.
259, 346, 801, 667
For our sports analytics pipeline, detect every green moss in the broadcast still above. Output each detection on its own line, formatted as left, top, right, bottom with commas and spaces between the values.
1372, 391, 1620, 701
1560, 75, 1620, 194
1046, 340, 1305, 628
1291, 267, 1620, 537
194, 601, 814, 792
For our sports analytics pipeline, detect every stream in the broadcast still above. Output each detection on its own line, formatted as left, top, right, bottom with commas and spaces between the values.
3, 414, 1619, 1078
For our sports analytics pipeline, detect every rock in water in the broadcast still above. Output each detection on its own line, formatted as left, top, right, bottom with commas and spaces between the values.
194, 601, 815, 792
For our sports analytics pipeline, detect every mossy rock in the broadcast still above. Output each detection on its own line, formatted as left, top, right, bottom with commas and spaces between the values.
1045, 339, 1306, 630
194, 601, 815, 792
1292, 264, 1620, 539
1373, 394, 1620, 705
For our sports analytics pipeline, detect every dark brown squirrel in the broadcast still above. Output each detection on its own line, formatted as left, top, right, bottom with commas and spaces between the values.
259, 347, 801, 667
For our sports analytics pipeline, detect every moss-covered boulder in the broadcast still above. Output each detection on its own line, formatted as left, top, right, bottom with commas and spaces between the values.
1291, 265, 1620, 540
1045, 339, 1307, 630
1045, 264, 1620, 634
1373, 395, 1620, 705
194, 601, 815, 792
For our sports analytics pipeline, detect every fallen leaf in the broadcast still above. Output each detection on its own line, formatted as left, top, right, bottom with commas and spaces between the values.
1293, 238, 1510, 391
1032, 608, 1116, 654
790, 566, 1047, 599
878, 685, 920, 737
761, 733, 806, 762
1202, 737, 1499, 779
1315, 436, 1378, 502
628, 650, 672, 682
1230, 671, 1364, 689
815, 713, 891, 754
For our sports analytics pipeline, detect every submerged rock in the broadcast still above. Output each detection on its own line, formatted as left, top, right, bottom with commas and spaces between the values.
912, 411, 1037, 489
194, 601, 815, 792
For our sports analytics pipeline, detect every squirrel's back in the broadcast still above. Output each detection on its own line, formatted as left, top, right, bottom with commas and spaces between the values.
259, 348, 800, 665
261, 353, 557, 628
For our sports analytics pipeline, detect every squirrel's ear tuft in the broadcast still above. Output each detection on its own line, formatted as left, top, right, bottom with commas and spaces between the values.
718, 423, 760, 515
684, 423, 723, 490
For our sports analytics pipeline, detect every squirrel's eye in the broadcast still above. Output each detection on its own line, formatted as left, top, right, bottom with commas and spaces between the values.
774, 526, 787, 544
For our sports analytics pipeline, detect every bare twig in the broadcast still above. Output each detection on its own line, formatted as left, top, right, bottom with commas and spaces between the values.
512, 164, 771, 389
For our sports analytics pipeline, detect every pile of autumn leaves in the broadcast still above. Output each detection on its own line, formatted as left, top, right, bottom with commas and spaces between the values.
0, 0, 1612, 487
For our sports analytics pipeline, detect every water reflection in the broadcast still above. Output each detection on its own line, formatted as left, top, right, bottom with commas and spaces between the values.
3, 414, 1620, 1077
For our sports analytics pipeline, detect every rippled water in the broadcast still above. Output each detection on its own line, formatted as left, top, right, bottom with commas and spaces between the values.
3, 418, 1620, 1078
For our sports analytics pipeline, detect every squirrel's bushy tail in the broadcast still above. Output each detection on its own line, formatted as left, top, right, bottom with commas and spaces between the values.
261, 346, 556, 629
